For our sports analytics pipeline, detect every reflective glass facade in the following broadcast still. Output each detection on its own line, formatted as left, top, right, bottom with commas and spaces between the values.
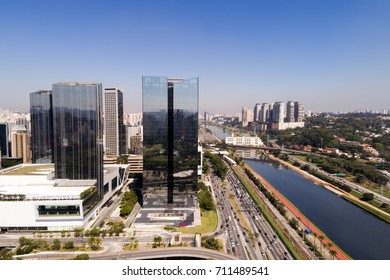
0, 123, 8, 157
30, 90, 53, 163
143, 76, 199, 205
52, 82, 104, 196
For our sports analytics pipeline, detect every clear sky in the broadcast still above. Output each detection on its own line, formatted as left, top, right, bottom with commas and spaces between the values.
0, 0, 389, 114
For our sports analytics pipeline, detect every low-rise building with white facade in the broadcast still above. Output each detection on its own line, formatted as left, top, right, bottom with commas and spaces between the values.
225, 136, 263, 147
271, 122, 305, 130
0, 163, 130, 231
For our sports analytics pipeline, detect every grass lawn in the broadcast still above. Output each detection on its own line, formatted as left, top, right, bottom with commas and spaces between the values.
2, 164, 54, 175
175, 209, 218, 235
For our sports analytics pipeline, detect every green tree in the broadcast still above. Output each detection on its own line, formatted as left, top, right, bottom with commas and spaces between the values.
289, 218, 298, 230
73, 254, 89, 260
380, 203, 389, 209
88, 236, 101, 250
202, 237, 221, 251
0, 251, 13, 260
153, 236, 162, 247
74, 227, 84, 238
52, 239, 61, 251
361, 192, 374, 202
19, 236, 32, 246
63, 241, 74, 250
329, 249, 337, 260
89, 228, 101, 237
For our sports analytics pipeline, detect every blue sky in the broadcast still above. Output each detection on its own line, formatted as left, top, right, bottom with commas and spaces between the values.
0, 0, 389, 114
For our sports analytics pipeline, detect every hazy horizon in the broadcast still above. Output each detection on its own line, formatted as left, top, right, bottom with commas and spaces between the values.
1, 0, 389, 114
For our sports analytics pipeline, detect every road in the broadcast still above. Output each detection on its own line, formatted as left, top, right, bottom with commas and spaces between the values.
232, 163, 317, 260
14, 246, 238, 260
208, 162, 294, 260
225, 169, 292, 260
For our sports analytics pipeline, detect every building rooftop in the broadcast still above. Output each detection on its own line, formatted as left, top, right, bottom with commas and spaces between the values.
0, 163, 127, 200
0, 164, 54, 176
0, 164, 92, 199
54, 82, 101, 86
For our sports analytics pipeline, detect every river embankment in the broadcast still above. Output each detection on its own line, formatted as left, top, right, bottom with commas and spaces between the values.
267, 154, 390, 224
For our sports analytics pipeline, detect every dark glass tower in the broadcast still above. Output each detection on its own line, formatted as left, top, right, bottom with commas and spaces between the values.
30, 90, 53, 163
143, 76, 199, 205
52, 82, 103, 196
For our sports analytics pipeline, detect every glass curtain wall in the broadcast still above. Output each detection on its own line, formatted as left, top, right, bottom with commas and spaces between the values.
143, 76, 198, 206
30, 90, 53, 163
52, 82, 103, 196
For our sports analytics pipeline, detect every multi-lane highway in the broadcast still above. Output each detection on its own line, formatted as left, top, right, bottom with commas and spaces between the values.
209, 165, 293, 260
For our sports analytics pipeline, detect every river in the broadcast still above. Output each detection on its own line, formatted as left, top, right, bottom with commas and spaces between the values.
207, 125, 232, 139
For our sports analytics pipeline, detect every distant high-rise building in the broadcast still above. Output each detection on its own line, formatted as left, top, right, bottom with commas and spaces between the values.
294, 101, 304, 122
52, 82, 104, 196
143, 76, 199, 205
124, 113, 142, 126
0, 123, 8, 157
273, 102, 285, 123
104, 88, 126, 156
259, 103, 269, 123
268, 103, 275, 123
204, 111, 210, 127
11, 125, 31, 163
242, 107, 253, 127
253, 103, 261, 122
286, 101, 295, 123
30, 90, 53, 163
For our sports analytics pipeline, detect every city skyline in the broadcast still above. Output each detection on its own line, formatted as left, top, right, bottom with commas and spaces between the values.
1, 0, 390, 114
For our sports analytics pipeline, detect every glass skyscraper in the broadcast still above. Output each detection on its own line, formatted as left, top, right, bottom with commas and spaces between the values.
52, 82, 104, 196
143, 76, 199, 205
0, 123, 8, 157
30, 90, 53, 163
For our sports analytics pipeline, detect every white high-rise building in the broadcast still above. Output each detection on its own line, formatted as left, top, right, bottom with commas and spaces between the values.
259, 103, 269, 123
104, 88, 126, 156
294, 101, 304, 122
286, 101, 295, 122
253, 103, 261, 122
273, 102, 285, 123
242, 107, 253, 127
11, 125, 31, 163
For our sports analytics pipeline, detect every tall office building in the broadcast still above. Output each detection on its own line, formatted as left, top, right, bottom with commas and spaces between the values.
30, 90, 53, 163
11, 125, 31, 163
273, 102, 285, 123
0, 123, 8, 157
286, 101, 295, 123
242, 107, 253, 127
104, 88, 126, 156
253, 103, 261, 122
143, 76, 199, 205
52, 82, 104, 196
259, 103, 269, 123
294, 101, 304, 122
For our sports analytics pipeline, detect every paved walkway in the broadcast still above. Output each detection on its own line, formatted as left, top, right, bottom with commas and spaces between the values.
244, 163, 349, 260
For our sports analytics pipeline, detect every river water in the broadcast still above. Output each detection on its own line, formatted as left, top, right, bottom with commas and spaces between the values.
209, 125, 390, 259
207, 125, 232, 139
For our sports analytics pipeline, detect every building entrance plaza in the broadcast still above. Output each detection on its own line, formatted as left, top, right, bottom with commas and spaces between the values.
132, 194, 201, 228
